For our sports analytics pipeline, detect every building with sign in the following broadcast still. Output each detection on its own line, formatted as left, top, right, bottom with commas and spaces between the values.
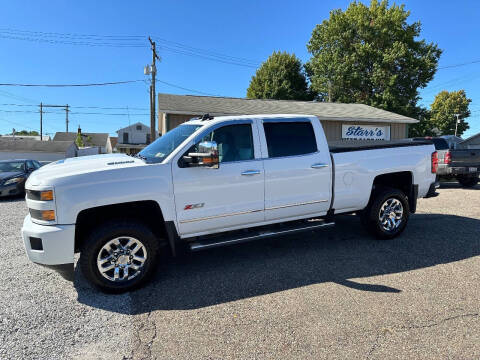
157, 93, 418, 142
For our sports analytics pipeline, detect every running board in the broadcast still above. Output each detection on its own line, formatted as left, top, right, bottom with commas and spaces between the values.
189, 220, 335, 251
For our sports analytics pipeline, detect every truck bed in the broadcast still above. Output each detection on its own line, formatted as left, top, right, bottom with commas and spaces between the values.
328, 139, 431, 153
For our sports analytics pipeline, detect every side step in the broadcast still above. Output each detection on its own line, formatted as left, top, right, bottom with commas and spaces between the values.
189, 219, 335, 251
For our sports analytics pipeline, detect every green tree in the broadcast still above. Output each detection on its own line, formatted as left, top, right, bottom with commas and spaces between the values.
305, 0, 441, 118
429, 90, 471, 136
9, 130, 39, 136
407, 108, 436, 137
247, 51, 314, 100
75, 132, 85, 147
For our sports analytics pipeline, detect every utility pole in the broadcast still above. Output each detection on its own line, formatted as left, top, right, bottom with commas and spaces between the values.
454, 113, 461, 137
39, 102, 43, 141
66, 104, 69, 132
39, 104, 70, 135
148, 36, 160, 143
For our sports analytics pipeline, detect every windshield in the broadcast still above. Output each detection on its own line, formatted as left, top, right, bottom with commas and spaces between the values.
139, 124, 203, 163
0, 161, 25, 173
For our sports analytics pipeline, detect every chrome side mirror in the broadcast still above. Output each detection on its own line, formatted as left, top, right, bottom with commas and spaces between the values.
183, 141, 219, 168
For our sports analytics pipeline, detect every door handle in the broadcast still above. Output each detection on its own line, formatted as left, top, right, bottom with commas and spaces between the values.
311, 163, 329, 169
241, 170, 261, 176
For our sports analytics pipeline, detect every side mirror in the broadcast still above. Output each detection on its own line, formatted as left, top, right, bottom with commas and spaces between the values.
183, 141, 219, 168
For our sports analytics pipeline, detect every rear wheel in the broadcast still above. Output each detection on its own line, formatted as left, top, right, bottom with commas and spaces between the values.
457, 174, 479, 188
360, 187, 409, 240
79, 221, 160, 293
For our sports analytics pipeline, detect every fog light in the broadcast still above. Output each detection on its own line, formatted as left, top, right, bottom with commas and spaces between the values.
29, 209, 56, 222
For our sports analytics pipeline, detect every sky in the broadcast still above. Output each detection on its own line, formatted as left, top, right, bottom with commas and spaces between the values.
0, 0, 479, 138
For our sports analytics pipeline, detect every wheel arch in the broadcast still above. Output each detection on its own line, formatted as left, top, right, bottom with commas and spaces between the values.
74, 200, 178, 255
370, 171, 417, 213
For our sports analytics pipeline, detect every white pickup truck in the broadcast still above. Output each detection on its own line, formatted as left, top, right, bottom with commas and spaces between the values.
21, 114, 438, 292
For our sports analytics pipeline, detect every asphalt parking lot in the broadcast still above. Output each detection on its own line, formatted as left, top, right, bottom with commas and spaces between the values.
1, 183, 479, 359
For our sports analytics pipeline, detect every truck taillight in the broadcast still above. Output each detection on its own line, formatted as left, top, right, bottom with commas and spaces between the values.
431, 151, 438, 173
444, 150, 451, 164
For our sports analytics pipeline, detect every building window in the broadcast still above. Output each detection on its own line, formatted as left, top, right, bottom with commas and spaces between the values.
136, 125, 142, 130
123, 133, 129, 144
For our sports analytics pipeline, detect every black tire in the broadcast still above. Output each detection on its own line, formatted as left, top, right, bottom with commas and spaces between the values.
79, 221, 160, 293
360, 187, 409, 240
457, 174, 479, 188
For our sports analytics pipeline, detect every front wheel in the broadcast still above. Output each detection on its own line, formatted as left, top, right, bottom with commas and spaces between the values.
457, 174, 479, 188
360, 187, 409, 240
79, 221, 160, 293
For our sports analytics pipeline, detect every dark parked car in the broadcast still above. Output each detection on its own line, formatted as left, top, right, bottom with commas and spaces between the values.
0, 159, 42, 197
413, 137, 480, 187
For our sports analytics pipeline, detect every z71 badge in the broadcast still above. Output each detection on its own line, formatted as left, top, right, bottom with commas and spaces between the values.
184, 203, 205, 210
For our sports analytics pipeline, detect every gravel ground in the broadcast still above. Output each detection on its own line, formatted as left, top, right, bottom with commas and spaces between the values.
1, 183, 479, 359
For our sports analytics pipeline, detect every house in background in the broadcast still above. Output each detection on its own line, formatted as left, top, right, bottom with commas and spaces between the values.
116, 122, 158, 155
53, 131, 113, 154
0, 138, 77, 161
157, 93, 418, 141
459, 133, 480, 149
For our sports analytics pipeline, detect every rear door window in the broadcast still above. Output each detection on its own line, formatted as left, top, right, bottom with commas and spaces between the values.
263, 121, 317, 158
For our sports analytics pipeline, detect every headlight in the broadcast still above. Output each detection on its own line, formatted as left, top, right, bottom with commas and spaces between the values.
26, 189, 54, 201
29, 209, 56, 222
4, 177, 24, 185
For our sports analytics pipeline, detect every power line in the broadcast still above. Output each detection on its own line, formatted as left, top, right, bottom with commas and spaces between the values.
0, 80, 144, 87
0, 27, 144, 39
0, 103, 149, 110
0, 117, 39, 131
438, 59, 480, 70
151, 36, 259, 65
0, 28, 260, 68
155, 79, 219, 96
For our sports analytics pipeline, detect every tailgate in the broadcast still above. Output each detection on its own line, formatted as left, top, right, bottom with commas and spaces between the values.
450, 149, 480, 167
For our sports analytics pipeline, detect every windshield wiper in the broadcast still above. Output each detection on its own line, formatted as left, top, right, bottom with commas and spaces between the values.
133, 153, 147, 161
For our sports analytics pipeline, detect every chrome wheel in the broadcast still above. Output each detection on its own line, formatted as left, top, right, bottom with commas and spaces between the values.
96, 237, 147, 282
378, 198, 404, 232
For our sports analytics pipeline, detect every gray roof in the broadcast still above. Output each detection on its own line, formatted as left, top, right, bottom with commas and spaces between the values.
0, 138, 76, 153
53, 132, 109, 147
158, 93, 418, 124
460, 132, 480, 145
116, 122, 151, 133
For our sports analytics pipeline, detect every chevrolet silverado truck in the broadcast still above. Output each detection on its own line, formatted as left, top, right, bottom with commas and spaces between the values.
21, 114, 438, 292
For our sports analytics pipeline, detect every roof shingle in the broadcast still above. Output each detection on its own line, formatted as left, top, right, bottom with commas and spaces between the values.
158, 93, 418, 124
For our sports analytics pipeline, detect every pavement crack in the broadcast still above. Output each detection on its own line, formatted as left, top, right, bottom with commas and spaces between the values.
130, 310, 158, 360
400, 312, 479, 330
366, 332, 382, 359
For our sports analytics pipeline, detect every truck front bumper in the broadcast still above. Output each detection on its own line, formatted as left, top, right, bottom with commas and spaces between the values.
21, 215, 75, 280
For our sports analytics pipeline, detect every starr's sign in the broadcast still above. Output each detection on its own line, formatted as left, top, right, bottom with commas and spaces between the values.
342, 125, 390, 140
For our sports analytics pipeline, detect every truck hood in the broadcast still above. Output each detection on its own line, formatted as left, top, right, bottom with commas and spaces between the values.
27, 154, 146, 187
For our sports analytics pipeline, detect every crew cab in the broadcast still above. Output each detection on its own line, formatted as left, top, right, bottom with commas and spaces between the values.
21, 114, 438, 292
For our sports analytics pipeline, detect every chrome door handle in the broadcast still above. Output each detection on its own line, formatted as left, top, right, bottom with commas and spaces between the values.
311, 163, 329, 169
241, 170, 261, 176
